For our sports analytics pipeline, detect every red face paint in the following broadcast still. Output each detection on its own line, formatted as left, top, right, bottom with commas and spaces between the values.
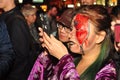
74, 14, 89, 45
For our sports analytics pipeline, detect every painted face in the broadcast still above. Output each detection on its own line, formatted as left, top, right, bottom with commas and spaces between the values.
74, 14, 89, 46
69, 14, 98, 54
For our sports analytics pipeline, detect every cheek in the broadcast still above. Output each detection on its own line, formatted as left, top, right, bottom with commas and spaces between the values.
76, 30, 88, 45
74, 14, 89, 45
82, 35, 96, 52
69, 43, 80, 53
58, 32, 69, 42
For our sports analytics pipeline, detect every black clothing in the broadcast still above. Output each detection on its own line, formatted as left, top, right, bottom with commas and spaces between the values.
0, 20, 15, 79
0, 7, 38, 80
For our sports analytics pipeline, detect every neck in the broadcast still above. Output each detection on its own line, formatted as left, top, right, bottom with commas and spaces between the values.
27, 22, 32, 27
4, 3, 16, 12
76, 45, 101, 75
81, 45, 101, 62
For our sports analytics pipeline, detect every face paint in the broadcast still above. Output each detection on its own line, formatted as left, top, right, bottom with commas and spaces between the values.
74, 14, 90, 45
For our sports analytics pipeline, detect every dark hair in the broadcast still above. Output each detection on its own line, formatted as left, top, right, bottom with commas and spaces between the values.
47, 5, 58, 11
57, 9, 74, 30
111, 5, 120, 19
73, 5, 115, 80
14, 0, 19, 5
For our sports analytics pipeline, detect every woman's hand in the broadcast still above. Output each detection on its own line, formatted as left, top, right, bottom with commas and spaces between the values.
39, 28, 68, 59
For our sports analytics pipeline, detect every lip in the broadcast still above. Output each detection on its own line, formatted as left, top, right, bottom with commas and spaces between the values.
67, 41, 75, 47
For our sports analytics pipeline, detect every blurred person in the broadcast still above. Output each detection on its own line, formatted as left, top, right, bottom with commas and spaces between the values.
21, 4, 40, 46
111, 5, 120, 79
57, 9, 80, 59
80, 0, 95, 5
0, 0, 38, 80
111, 5, 120, 54
38, 5, 117, 80
28, 9, 79, 80
57, 9, 73, 42
0, 19, 15, 79
35, 5, 58, 36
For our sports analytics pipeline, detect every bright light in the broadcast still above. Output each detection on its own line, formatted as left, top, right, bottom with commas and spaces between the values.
40, 5, 47, 12
76, 3, 81, 7
18, 0, 23, 3
32, 5, 36, 8
67, 4, 74, 8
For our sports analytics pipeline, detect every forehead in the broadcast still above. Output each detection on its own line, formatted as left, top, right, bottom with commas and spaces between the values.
72, 14, 89, 24
72, 14, 95, 31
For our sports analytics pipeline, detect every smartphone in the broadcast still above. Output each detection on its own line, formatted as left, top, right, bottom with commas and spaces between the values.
42, 24, 50, 36
114, 24, 120, 42
40, 14, 50, 36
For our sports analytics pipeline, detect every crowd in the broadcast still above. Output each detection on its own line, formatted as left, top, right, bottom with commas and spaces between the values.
0, 0, 120, 80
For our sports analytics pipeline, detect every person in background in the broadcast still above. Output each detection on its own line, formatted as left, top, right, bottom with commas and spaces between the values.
80, 0, 95, 5
57, 9, 80, 59
35, 5, 58, 36
21, 4, 41, 51
57, 9, 73, 42
111, 5, 120, 53
39, 5, 117, 80
0, 19, 15, 79
0, 0, 38, 80
110, 5, 120, 79
28, 9, 79, 80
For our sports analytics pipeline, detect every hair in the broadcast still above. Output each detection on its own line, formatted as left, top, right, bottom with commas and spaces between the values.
47, 4, 58, 11
73, 5, 115, 80
21, 4, 37, 17
111, 5, 120, 20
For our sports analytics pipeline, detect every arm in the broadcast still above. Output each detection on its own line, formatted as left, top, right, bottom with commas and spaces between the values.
95, 60, 116, 80
39, 28, 80, 79
0, 21, 15, 79
51, 54, 80, 80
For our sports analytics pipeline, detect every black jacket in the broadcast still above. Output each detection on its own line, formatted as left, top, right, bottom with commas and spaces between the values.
0, 20, 15, 79
1, 7, 38, 80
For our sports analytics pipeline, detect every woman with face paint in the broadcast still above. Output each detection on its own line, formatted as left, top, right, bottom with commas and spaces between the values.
69, 6, 117, 80
29, 5, 117, 80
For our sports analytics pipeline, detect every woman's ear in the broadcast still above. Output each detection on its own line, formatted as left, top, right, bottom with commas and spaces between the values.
96, 31, 106, 44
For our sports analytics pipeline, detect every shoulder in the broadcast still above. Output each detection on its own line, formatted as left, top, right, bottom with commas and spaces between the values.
95, 60, 116, 80
5, 9, 26, 24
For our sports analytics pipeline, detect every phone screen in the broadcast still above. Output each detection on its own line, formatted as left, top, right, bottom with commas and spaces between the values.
114, 24, 120, 42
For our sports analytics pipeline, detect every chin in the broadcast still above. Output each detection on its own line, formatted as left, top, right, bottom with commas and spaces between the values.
70, 48, 81, 54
